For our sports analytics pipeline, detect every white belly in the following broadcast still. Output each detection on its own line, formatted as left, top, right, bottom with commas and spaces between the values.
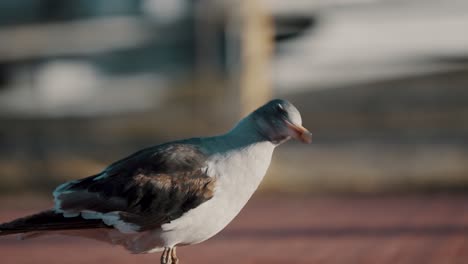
159, 141, 275, 247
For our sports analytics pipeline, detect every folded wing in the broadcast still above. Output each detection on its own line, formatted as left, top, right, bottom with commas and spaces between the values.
1, 142, 215, 235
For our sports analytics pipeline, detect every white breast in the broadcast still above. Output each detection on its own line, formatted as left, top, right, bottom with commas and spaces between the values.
159, 141, 275, 247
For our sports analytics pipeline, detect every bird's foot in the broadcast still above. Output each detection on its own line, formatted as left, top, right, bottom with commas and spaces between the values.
171, 247, 179, 264
161, 247, 172, 264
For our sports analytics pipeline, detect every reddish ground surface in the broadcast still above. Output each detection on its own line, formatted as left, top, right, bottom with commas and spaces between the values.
1, 194, 468, 264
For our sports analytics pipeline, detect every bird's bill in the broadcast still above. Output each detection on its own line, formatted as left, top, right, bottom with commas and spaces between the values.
285, 121, 312, 143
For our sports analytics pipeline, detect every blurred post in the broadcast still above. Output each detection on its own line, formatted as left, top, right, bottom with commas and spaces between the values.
193, 0, 273, 123
235, 0, 274, 117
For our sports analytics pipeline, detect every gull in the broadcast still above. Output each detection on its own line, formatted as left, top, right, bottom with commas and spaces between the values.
0, 99, 312, 264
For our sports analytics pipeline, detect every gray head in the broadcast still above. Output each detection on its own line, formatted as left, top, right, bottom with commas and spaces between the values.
250, 99, 312, 144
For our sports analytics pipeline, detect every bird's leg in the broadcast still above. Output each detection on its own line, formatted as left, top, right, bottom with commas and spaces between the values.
170, 247, 179, 264
161, 247, 172, 264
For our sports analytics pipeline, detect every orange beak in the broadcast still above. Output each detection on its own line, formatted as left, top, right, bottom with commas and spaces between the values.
285, 120, 312, 144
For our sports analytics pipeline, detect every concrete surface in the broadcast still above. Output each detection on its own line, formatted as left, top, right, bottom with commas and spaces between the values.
1, 194, 468, 264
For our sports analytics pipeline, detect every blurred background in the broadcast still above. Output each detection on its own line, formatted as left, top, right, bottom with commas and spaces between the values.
1, 0, 468, 197
2, 1, 468, 263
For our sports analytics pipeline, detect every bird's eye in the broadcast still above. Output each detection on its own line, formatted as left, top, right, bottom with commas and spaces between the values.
276, 104, 285, 111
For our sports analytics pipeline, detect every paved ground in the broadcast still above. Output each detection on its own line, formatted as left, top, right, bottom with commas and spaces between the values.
1, 195, 468, 264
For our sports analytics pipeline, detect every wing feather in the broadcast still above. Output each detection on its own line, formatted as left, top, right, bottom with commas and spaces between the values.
0, 210, 106, 236
53, 142, 215, 232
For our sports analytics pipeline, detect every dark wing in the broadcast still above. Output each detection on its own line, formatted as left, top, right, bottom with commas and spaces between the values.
53, 142, 215, 232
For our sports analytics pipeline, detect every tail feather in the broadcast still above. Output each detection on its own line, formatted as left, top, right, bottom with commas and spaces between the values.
0, 210, 107, 236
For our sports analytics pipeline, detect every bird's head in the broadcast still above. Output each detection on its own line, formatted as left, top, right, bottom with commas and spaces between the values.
251, 99, 312, 145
